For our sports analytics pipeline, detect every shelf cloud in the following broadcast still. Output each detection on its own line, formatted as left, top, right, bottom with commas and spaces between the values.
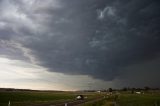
0, 0, 160, 88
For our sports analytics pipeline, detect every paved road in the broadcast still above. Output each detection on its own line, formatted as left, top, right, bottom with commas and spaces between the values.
37, 97, 104, 106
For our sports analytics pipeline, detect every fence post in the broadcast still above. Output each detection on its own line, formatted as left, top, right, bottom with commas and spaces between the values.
8, 101, 10, 106
65, 103, 67, 106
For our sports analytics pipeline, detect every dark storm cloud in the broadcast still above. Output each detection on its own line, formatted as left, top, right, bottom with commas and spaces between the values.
117, 56, 160, 88
0, 0, 160, 86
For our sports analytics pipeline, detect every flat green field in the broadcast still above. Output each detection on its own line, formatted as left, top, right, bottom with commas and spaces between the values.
1, 91, 160, 106
0, 91, 98, 106
116, 94, 160, 106
81, 92, 160, 106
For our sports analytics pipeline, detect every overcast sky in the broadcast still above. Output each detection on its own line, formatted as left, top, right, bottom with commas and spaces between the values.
0, 0, 160, 90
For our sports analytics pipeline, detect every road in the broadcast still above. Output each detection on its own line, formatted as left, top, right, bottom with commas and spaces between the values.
37, 97, 104, 106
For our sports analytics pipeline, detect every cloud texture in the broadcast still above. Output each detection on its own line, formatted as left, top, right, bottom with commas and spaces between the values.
0, 0, 160, 87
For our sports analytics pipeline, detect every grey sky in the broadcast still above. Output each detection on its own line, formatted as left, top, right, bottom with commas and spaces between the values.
0, 0, 160, 90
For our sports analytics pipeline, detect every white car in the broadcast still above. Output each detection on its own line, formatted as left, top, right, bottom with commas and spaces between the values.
76, 95, 84, 100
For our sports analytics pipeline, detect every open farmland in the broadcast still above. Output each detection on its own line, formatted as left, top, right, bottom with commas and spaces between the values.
81, 91, 160, 106
0, 90, 160, 106
0, 90, 101, 106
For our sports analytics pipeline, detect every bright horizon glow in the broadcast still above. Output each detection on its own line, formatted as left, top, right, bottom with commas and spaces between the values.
0, 56, 115, 91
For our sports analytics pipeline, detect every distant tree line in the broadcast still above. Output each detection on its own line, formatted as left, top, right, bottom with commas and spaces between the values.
120, 86, 160, 91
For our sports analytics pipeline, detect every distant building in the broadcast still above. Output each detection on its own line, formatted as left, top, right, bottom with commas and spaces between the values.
135, 92, 141, 94
97, 90, 101, 93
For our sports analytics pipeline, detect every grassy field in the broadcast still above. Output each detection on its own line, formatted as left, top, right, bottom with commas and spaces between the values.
1, 91, 160, 106
81, 92, 160, 106
0, 91, 72, 106
117, 94, 160, 106
0, 91, 99, 106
